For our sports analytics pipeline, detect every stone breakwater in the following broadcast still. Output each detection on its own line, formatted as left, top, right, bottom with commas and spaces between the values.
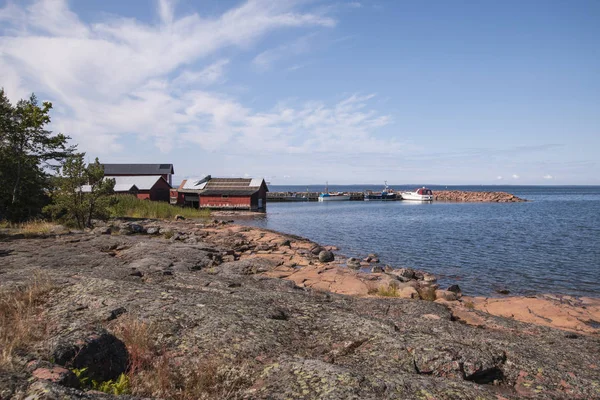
434, 190, 526, 202
433, 190, 526, 202
1, 219, 599, 399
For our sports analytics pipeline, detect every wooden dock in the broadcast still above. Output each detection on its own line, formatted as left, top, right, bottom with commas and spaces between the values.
268, 192, 374, 202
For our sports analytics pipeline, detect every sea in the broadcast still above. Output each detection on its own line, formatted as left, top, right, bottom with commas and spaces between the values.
238, 185, 600, 297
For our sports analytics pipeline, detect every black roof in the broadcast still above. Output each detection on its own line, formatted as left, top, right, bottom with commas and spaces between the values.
101, 164, 174, 175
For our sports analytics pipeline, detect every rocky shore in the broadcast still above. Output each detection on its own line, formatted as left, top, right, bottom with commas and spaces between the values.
433, 190, 527, 202
1, 219, 599, 399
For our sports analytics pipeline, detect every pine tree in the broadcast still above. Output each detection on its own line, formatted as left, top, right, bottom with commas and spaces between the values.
0, 89, 75, 221
45, 155, 115, 228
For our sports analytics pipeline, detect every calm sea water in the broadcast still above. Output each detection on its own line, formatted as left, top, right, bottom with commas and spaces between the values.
240, 185, 600, 297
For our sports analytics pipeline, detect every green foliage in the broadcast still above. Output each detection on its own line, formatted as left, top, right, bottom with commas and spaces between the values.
92, 373, 130, 395
109, 194, 210, 219
44, 155, 115, 228
0, 89, 75, 222
72, 367, 90, 387
72, 367, 130, 395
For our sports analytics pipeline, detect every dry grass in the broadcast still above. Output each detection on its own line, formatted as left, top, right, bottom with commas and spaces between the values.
377, 282, 401, 297
0, 220, 58, 237
464, 300, 475, 309
110, 316, 253, 399
417, 286, 437, 301
0, 272, 55, 370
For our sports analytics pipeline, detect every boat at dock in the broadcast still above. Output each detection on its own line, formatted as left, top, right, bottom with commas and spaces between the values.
318, 182, 350, 201
318, 192, 351, 201
364, 182, 397, 201
401, 187, 434, 201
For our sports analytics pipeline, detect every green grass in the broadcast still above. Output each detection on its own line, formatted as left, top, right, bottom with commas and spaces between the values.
109, 195, 210, 220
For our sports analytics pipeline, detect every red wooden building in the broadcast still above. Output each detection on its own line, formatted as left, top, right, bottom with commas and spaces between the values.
173, 176, 268, 211
111, 176, 172, 201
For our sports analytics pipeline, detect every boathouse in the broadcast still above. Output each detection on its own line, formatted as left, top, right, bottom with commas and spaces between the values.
101, 163, 175, 186
174, 176, 268, 211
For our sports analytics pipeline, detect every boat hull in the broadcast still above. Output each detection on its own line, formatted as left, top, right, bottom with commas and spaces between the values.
364, 194, 397, 201
318, 195, 350, 202
401, 193, 433, 201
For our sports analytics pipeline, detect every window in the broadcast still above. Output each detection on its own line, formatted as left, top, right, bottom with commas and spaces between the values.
222, 195, 229, 199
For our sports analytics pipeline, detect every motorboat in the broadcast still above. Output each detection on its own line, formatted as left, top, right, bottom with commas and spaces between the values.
318, 192, 350, 201
364, 182, 397, 201
318, 182, 350, 202
401, 187, 434, 201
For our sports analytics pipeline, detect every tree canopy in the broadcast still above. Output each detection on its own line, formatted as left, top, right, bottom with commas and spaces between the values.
45, 155, 115, 228
0, 89, 75, 221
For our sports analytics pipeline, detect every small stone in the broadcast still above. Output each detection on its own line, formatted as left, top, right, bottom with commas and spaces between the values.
496, 289, 511, 295
130, 224, 144, 233
310, 245, 325, 255
318, 250, 334, 263
92, 226, 111, 235
347, 257, 361, 269
175, 215, 185, 220
435, 290, 458, 301
371, 265, 384, 273
106, 307, 127, 321
32, 366, 79, 389
146, 227, 159, 235
447, 284, 462, 294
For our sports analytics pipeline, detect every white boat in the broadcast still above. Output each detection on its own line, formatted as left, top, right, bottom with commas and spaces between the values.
318, 182, 350, 202
318, 192, 350, 202
401, 187, 434, 201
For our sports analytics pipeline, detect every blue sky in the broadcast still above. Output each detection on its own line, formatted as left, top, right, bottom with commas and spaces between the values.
1, 0, 598, 185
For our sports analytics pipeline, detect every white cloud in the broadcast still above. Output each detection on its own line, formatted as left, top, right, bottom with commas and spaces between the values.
0, 0, 392, 159
512, 174, 520, 179
543, 174, 553, 180
496, 176, 503, 180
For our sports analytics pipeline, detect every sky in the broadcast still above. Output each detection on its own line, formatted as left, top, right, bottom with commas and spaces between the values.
0, 0, 598, 185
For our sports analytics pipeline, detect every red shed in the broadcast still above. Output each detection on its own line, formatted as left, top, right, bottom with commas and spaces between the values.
176, 176, 268, 211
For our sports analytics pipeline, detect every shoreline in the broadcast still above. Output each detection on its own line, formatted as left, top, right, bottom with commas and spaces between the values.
3, 218, 596, 335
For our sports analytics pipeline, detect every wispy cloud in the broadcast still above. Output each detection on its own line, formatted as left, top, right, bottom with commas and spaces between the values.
173, 59, 230, 86
252, 34, 316, 70
512, 174, 520, 179
543, 174, 553, 180
1, 0, 391, 157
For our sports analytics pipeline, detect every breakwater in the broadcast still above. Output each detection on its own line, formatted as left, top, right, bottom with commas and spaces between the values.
267, 190, 526, 202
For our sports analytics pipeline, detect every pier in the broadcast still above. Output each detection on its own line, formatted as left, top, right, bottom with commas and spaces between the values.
267, 190, 526, 203
267, 191, 367, 202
